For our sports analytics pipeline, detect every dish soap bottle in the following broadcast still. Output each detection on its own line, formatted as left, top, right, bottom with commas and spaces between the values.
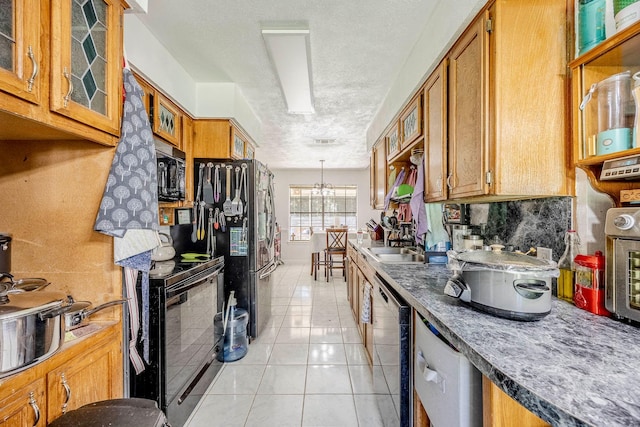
557, 230, 581, 302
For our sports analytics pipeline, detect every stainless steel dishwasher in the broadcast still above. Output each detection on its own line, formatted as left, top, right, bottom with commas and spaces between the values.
373, 273, 412, 427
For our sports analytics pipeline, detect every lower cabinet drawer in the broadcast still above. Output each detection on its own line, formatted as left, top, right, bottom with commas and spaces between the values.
413, 313, 482, 427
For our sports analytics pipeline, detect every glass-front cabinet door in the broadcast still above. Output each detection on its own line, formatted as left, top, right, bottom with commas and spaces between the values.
0, 0, 42, 104
50, 0, 123, 136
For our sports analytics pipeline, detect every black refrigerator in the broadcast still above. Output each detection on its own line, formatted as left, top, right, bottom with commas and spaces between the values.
177, 158, 276, 339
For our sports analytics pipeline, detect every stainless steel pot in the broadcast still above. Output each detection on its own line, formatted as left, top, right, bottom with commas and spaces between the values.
63, 299, 126, 331
0, 234, 11, 274
0, 284, 70, 377
444, 245, 559, 321
0, 273, 50, 293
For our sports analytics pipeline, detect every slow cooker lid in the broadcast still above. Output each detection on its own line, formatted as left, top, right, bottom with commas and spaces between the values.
457, 245, 556, 270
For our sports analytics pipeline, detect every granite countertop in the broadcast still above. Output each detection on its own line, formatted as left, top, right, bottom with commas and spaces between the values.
351, 242, 640, 427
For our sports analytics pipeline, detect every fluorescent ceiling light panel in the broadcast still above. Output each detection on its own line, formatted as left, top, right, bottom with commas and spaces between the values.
262, 28, 315, 114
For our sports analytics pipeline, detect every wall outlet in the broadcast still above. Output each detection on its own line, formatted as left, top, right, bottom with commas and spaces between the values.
537, 247, 552, 261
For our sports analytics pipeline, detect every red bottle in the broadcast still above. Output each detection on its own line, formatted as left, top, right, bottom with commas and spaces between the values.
573, 251, 611, 316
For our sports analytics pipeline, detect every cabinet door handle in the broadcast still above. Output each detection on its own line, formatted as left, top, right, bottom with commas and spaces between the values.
28, 391, 40, 427
61, 373, 71, 414
446, 173, 453, 190
26, 46, 38, 92
63, 68, 73, 108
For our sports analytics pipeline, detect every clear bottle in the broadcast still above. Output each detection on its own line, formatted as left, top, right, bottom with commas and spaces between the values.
557, 230, 581, 303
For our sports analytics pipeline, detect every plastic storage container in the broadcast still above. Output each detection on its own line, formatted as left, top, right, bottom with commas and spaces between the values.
580, 71, 634, 155
574, 251, 611, 316
414, 316, 482, 427
578, 0, 606, 55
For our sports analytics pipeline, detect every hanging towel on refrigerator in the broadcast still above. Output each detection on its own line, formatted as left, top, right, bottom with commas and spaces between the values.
410, 157, 428, 246
94, 67, 160, 371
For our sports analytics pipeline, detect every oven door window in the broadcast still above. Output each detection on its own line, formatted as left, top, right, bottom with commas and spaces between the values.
165, 276, 219, 402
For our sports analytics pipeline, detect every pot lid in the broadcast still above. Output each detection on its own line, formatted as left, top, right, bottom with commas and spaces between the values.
457, 245, 555, 270
0, 290, 68, 320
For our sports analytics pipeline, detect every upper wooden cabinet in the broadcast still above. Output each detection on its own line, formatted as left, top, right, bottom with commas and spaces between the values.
400, 92, 423, 150
152, 92, 182, 147
445, 0, 570, 200
385, 121, 401, 161
0, 0, 126, 145
50, 0, 124, 137
370, 137, 387, 209
424, 60, 448, 202
570, 22, 640, 205
0, 0, 42, 106
447, 15, 488, 199
192, 119, 257, 160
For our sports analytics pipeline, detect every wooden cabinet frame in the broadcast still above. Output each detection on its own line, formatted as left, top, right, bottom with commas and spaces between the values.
400, 93, 423, 150
153, 92, 182, 147
570, 21, 640, 205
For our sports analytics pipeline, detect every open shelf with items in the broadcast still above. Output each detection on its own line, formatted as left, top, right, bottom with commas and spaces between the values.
571, 20, 640, 205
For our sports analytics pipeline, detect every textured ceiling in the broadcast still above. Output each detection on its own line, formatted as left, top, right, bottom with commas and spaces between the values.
135, 1, 439, 170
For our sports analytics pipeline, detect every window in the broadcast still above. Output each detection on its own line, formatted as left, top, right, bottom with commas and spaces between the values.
289, 185, 357, 241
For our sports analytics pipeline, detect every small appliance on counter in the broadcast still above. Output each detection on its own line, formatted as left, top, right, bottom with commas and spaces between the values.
574, 251, 611, 316
155, 139, 186, 202
605, 207, 640, 322
445, 245, 559, 321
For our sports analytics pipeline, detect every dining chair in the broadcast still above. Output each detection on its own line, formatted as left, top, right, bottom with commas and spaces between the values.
324, 228, 348, 282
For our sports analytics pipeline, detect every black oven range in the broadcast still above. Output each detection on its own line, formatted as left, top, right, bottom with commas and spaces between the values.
129, 255, 224, 426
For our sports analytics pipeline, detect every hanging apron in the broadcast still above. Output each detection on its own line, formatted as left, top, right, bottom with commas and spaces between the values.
94, 68, 160, 374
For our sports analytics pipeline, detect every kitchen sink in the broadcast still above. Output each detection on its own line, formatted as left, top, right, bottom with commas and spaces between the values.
376, 253, 425, 263
366, 246, 418, 255
362, 246, 425, 264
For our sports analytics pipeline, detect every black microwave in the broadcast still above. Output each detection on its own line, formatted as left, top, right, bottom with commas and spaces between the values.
155, 139, 186, 202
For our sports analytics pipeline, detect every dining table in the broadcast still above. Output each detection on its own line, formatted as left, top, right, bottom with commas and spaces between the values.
309, 230, 367, 279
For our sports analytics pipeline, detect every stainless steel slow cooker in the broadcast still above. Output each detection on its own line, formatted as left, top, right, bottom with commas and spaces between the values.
444, 245, 559, 321
0, 284, 70, 377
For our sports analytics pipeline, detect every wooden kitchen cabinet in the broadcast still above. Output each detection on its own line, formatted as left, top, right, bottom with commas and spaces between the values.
447, 15, 487, 199
152, 92, 182, 147
0, 0, 42, 106
192, 119, 257, 160
50, 0, 125, 137
0, 323, 123, 426
0, 0, 126, 145
423, 60, 448, 202
482, 377, 549, 427
47, 334, 121, 421
0, 378, 46, 427
570, 21, 640, 205
370, 137, 387, 209
445, 0, 570, 200
385, 121, 401, 161
400, 92, 423, 150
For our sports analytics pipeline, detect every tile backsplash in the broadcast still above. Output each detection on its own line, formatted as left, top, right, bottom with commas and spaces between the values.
467, 197, 572, 261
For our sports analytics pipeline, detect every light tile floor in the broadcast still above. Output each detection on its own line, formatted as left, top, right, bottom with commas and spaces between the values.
184, 261, 389, 427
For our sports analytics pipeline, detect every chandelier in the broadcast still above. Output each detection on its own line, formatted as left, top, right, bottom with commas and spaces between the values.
312, 160, 334, 196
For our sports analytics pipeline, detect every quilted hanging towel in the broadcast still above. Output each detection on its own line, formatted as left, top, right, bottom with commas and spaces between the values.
94, 68, 159, 370
360, 281, 373, 324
